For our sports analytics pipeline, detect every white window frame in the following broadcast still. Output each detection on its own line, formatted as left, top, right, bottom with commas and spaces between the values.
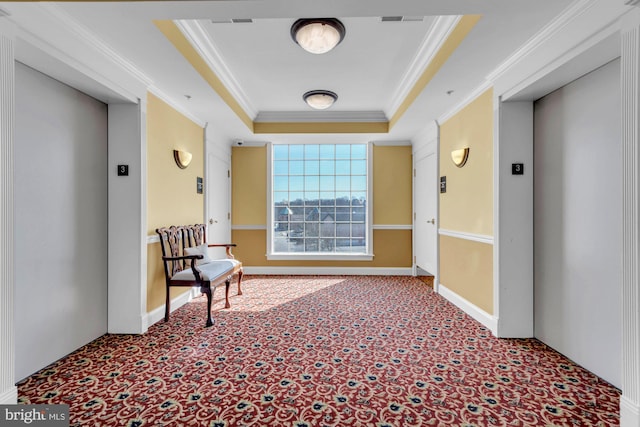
266, 141, 373, 261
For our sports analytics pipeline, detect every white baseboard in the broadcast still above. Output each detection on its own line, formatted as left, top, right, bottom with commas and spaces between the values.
437, 283, 498, 335
144, 288, 198, 328
620, 395, 640, 427
242, 267, 413, 276
108, 314, 148, 335
0, 386, 17, 404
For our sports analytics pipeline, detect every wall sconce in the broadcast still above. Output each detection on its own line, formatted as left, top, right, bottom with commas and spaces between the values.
451, 147, 470, 168
173, 150, 192, 169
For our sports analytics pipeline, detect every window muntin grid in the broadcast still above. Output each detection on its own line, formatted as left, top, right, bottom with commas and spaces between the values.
272, 144, 368, 255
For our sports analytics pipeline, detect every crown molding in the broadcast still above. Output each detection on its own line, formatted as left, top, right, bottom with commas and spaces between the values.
148, 85, 206, 128
176, 19, 257, 119
254, 110, 388, 123
232, 141, 269, 148
412, 120, 438, 142
37, 3, 153, 88
7, 3, 151, 102
486, 0, 599, 83
437, 80, 492, 124
387, 15, 461, 117
0, 18, 15, 38
371, 140, 412, 146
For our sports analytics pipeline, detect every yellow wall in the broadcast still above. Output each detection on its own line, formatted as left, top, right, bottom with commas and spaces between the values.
231, 144, 412, 268
232, 229, 411, 268
439, 235, 493, 313
373, 145, 413, 225
146, 92, 205, 312
439, 88, 494, 314
232, 146, 267, 225
439, 88, 493, 235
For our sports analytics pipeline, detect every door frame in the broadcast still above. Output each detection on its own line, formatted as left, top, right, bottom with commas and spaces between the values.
203, 130, 232, 245
412, 122, 440, 289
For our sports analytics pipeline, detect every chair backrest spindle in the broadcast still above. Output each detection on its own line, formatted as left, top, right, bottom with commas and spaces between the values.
189, 224, 206, 247
156, 224, 208, 279
156, 225, 188, 277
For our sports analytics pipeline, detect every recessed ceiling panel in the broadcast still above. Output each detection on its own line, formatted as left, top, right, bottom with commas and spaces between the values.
198, 16, 438, 114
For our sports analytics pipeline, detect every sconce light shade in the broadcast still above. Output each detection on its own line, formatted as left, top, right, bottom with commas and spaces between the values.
451, 147, 470, 168
291, 18, 345, 54
174, 150, 193, 169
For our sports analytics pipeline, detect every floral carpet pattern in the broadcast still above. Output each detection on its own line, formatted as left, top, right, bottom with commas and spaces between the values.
18, 276, 620, 426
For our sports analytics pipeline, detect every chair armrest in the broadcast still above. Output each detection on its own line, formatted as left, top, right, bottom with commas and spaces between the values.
207, 243, 238, 259
162, 254, 203, 262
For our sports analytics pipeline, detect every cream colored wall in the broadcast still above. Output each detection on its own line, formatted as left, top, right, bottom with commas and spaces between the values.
146, 92, 205, 312
231, 144, 413, 268
439, 88, 494, 313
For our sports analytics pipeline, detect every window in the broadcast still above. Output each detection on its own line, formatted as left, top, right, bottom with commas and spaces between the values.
268, 143, 372, 260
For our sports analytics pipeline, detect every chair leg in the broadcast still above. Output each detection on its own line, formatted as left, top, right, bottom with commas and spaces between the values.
237, 269, 244, 295
202, 286, 214, 327
224, 279, 231, 309
164, 284, 171, 322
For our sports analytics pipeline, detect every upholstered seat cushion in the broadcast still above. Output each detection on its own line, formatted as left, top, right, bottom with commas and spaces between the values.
172, 259, 240, 282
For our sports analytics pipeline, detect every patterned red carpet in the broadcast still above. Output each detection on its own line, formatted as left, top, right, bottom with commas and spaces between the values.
18, 276, 619, 426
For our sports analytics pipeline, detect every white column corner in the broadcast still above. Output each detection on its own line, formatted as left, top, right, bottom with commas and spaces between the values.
620, 10, 640, 427
0, 19, 17, 404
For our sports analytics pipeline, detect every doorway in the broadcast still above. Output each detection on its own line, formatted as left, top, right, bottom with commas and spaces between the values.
414, 137, 439, 286
533, 59, 621, 388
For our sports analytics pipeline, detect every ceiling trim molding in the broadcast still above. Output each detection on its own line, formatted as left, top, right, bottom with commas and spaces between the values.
232, 141, 268, 147
148, 85, 207, 128
157, 15, 479, 135
437, 80, 492, 124
371, 140, 412, 146
389, 14, 482, 130
7, 3, 149, 102
175, 20, 257, 119
253, 121, 389, 134
386, 15, 461, 116
37, 3, 153, 88
154, 19, 255, 132
500, 20, 619, 102
486, 0, 600, 83
157, 19, 393, 133
255, 111, 388, 123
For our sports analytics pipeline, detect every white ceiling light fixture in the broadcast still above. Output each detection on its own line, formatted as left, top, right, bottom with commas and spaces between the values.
291, 18, 345, 54
303, 90, 338, 110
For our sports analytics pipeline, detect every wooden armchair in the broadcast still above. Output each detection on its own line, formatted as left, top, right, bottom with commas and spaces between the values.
156, 224, 243, 327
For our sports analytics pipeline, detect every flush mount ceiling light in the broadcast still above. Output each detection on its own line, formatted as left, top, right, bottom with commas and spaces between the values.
291, 18, 345, 54
303, 90, 338, 110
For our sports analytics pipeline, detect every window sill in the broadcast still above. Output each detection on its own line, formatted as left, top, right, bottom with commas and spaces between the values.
267, 253, 374, 261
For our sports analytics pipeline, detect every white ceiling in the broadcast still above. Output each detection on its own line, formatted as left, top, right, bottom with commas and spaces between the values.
198, 16, 441, 114
3, 0, 575, 145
